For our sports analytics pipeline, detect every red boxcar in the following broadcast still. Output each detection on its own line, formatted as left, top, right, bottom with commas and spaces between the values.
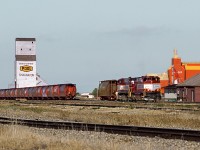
0, 90, 6, 100
46, 85, 54, 99
36, 86, 43, 99
59, 84, 76, 99
53, 85, 60, 98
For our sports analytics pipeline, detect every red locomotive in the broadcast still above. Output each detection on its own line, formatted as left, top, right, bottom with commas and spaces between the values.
0, 83, 76, 100
117, 76, 161, 101
98, 76, 161, 101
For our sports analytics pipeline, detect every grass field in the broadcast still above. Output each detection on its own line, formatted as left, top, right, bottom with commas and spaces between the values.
0, 101, 200, 130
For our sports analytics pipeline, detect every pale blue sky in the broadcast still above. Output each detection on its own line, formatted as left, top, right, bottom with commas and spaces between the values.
1, 0, 200, 92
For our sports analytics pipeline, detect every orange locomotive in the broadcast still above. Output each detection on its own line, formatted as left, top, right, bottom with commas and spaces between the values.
0, 84, 76, 100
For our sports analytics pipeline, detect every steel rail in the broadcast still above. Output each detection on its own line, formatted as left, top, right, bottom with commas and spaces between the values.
19, 101, 200, 112
56, 104, 199, 112
0, 117, 199, 142
3, 99, 200, 112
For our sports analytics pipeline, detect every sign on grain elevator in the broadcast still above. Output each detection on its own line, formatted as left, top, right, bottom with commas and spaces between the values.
15, 38, 36, 88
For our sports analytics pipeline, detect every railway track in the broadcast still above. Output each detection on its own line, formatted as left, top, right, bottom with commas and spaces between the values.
0, 117, 199, 142
12, 99, 200, 112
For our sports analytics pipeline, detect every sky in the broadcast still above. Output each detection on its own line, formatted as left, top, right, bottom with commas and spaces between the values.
1, 0, 200, 93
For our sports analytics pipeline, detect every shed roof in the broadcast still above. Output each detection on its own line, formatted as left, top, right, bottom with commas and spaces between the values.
164, 84, 177, 89
177, 74, 200, 87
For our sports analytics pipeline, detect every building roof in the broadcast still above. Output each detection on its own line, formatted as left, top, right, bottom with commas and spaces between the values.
185, 65, 200, 70
182, 62, 200, 64
177, 74, 200, 87
165, 84, 177, 89
16, 38, 36, 41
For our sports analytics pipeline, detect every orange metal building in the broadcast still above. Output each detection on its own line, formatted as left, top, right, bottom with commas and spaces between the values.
148, 50, 200, 95
168, 50, 200, 85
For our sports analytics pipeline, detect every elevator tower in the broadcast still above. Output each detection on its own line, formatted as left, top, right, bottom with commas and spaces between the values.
15, 38, 36, 88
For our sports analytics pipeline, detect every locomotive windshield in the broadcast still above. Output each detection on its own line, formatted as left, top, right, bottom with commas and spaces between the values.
143, 76, 160, 82
118, 78, 131, 85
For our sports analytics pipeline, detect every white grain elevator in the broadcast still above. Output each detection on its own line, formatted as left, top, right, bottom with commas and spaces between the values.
15, 38, 37, 88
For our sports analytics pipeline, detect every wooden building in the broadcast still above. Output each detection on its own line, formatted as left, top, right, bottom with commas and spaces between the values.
176, 74, 200, 102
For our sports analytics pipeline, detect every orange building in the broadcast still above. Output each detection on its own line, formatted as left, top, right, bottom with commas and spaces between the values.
168, 50, 200, 85
148, 50, 200, 95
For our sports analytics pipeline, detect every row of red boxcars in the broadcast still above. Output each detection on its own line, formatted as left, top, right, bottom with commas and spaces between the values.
0, 84, 76, 100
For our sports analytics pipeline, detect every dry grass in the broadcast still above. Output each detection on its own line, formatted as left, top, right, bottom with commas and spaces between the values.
0, 125, 139, 150
58, 107, 200, 129
0, 125, 199, 150
0, 101, 200, 130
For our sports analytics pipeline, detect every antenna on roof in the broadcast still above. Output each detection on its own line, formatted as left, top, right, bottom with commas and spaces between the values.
173, 49, 178, 58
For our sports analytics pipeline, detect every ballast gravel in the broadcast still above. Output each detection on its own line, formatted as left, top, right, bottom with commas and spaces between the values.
12, 125, 200, 150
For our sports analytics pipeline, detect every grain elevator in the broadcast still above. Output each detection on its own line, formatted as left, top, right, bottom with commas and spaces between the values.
15, 38, 37, 88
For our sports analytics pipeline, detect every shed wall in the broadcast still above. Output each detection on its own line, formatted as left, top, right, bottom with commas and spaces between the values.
194, 87, 200, 102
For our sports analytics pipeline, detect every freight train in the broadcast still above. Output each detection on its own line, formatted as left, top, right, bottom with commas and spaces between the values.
98, 76, 161, 101
0, 83, 76, 100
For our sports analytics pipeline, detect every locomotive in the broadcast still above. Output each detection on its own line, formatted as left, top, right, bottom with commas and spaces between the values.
0, 83, 76, 100
98, 76, 161, 101
117, 76, 161, 101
